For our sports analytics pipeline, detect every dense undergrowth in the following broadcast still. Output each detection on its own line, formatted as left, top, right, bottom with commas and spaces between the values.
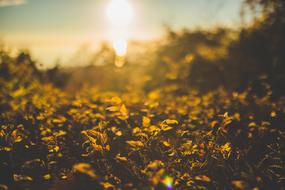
1, 70, 285, 190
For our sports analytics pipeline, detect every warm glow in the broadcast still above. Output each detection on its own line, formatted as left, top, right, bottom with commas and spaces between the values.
106, 0, 134, 66
106, 0, 134, 27
113, 39, 128, 56
162, 176, 173, 190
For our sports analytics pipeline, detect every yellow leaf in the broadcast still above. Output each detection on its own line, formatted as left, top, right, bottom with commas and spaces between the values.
149, 125, 160, 133
220, 142, 232, 158
41, 136, 54, 142
0, 147, 12, 152
234, 113, 241, 121
53, 146, 60, 152
231, 180, 247, 189
0, 130, 5, 137
11, 130, 23, 143
195, 175, 211, 182
106, 106, 119, 112
210, 120, 219, 128
11, 87, 26, 98
116, 154, 128, 161
73, 163, 97, 178
100, 182, 114, 189
110, 96, 122, 104
248, 122, 256, 127
117, 104, 129, 120
126, 140, 144, 148
148, 90, 160, 100
36, 114, 45, 121
221, 143, 231, 152
164, 119, 178, 125
146, 160, 164, 170
111, 127, 122, 136
82, 129, 110, 151
270, 111, 277, 117
162, 141, 171, 147
161, 125, 173, 131
43, 174, 51, 180
54, 130, 66, 137
120, 104, 128, 115
132, 127, 141, 134
13, 174, 33, 182
52, 116, 67, 124
14, 136, 23, 143
142, 116, 151, 127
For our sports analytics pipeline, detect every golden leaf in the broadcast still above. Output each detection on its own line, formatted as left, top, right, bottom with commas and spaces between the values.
110, 96, 122, 104
52, 116, 67, 124
41, 136, 54, 142
73, 163, 97, 178
11, 130, 23, 143
195, 175, 211, 182
270, 111, 277, 117
149, 125, 160, 132
148, 90, 160, 100
53, 146, 60, 152
54, 130, 66, 137
13, 174, 33, 182
11, 87, 26, 98
116, 154, 128, 161
146, 160, 164, 170
132, 127, 141, 134
210, 120, 219, 128
126, 140, 144, 148
248, 122, 256, 127
106, 106, 119, 112
231, 180, 247, 189
0, 130, 5, 138
164, 119, 178, 125
100, 182, 114, 189
0, 147, 12, 152
220, 142, 231, 158
43, 174, 51, 180
161, 125, 173, 131
162, 141, 171, 147
143, 116, 151, 127
120, 104, 128, 116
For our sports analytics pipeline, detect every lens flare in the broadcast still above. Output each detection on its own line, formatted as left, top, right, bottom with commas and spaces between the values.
114, 56, 125, 68
162, 176, 173, 190
113, 39, 128, 67
113, 39, 128, 56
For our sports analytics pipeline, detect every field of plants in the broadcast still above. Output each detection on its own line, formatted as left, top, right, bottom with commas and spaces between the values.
0, 53, 285, 190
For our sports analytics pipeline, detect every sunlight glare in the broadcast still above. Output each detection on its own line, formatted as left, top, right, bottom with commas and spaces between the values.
113, 39, 128, 56
106, 0, 134, 27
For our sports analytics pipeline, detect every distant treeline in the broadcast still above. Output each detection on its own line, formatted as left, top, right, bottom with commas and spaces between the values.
147, 0, 285, 96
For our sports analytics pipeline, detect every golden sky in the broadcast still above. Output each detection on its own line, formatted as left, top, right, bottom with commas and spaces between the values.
0, 0, 244, 67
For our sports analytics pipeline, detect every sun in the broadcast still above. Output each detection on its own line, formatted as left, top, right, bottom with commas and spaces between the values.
106, 0, 134, 62
106, 0, 134, 27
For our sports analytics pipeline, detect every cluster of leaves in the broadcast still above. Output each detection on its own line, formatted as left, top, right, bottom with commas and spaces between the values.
0, 68, 285, 190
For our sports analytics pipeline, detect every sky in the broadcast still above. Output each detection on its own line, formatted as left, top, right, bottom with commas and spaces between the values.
0, 0, 244, 67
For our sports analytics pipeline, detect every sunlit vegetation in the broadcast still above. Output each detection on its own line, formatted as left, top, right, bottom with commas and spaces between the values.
0, 49, 284, 190
1, 0, 285, 189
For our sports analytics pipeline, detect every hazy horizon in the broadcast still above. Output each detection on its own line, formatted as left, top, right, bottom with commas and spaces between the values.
0, 0, 246, 67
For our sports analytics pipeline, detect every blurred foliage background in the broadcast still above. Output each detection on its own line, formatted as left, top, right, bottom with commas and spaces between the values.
1, 0, 285, 97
